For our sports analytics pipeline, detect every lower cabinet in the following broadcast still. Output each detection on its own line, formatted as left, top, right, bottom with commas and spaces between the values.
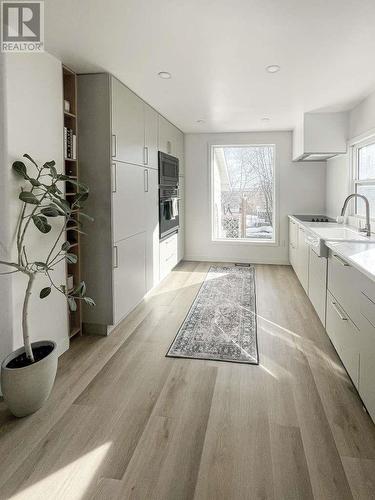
308, 248, 327, 325
113, 232, 146, 324
289, 219, 309, 293
289, 218, 375, 423
289, 219, 298, 268
295, 225, 309, 292
160, 233, 178, 281
145, 168, 160, 292
177, 176, 185, 262
358, 314, 375, 422
326, 290, 360, 388
327, 250, 362, 328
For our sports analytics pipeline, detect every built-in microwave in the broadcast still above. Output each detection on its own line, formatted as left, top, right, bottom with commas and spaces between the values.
158, 151, 179, 186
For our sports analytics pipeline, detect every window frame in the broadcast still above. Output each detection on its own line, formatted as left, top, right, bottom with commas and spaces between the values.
209, 143, 277, 245
352, 135, 375, 218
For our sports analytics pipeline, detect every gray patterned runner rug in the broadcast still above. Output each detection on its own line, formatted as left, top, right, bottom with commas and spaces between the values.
166, 265, 258, 364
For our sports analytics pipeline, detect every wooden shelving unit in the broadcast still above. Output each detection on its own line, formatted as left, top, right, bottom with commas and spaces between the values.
62, 65, 82, 339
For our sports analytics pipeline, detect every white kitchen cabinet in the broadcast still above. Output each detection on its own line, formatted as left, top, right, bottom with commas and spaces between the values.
308, 248, 327, 325
78, 72, 184, 334
158, 115, 184, 175
145, 168, 160, 291
112, 162, 146, 242
289, 218, 298, 269
160, 233, 178, 281
174, 127, 184, 176
113, 232, 146, 324
158, 115, 174, 155
327, 250, 362, 328
358, 314, 375, 422
111, 78, 144, 165
144, 104, 158, 169
295, 225, 309, 293
326, 291, 360, 388
177, 176, 185, 262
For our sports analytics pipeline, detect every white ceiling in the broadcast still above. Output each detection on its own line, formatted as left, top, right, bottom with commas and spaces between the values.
46, 0, 375, 133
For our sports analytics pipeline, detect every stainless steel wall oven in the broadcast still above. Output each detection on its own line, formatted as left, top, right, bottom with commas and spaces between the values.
159, 152, 179, 240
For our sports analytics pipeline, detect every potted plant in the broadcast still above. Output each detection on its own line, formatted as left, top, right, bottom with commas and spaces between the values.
0, 154, 94, 417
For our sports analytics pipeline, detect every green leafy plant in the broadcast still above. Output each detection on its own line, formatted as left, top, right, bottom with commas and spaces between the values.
0, 154, 95, 362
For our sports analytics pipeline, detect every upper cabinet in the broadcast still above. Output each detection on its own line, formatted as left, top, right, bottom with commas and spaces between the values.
158, 115, 184, 175
144, 104, 158, 169
111, 78, 144, 165
293, 112, 348, 162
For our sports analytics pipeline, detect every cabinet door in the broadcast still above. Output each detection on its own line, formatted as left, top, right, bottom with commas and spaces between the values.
173, 127, 184, 175
145, 168, 160, 291
158, 115, 184, 173
111, 78, 144, 165
113, 232, 146, 324
289, 219, 298, 269
112, 162, 145, 242
158, 115, 175, 155
326, 291, 359, 387
296, 225, 309, 292
177, 176, 184, 262
359, 315, 375, 422
144, 104, 158, 169
308, 248, 327, 325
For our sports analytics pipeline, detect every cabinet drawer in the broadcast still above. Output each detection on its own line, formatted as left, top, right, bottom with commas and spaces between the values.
327, 250, 362, 327
160, 233, 178, 280
326, 291, 359, 387
160, 233, 178, 261
360, 290, 375, 327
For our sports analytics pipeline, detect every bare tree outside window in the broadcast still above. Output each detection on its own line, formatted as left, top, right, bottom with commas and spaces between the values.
212, 145, 275, 241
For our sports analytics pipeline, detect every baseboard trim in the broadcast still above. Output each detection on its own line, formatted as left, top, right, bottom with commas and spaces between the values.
184, 255, 289, 265
57, 336, 70, 357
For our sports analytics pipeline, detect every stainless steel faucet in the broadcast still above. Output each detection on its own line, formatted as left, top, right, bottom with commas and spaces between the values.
341, 193, 371, 237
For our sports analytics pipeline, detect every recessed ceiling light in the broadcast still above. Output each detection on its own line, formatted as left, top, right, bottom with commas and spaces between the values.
261, 117, 270, 122
158, 71, 171, 79
266, 65, 280, 73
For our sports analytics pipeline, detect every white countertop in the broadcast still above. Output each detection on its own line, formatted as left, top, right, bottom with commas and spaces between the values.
288, 215, 375, 282
325, 241, 375, 282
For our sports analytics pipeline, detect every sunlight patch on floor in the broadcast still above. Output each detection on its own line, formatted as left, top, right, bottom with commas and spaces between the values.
9, 442, 112, 500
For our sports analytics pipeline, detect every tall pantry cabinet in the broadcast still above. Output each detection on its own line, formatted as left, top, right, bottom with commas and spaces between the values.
77, 73, 184, 334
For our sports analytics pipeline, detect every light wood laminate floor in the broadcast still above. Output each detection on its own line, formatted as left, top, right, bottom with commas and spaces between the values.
1, 261, 375, 500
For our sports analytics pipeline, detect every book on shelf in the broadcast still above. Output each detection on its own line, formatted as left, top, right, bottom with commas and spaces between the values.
72, 134, 77, 160
64, 127, 67, 159
64, 128, 76, 160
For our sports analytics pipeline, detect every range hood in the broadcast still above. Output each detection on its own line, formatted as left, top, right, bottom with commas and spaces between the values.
296, 152, 340, 162
293, 112, 348, 162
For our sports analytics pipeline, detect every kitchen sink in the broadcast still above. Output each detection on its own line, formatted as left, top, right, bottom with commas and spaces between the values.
312, 227, 371, 242
304, 225, 375, 258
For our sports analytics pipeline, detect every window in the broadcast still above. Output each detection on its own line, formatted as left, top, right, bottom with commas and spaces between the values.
211, 145, 275, 242
353, 138, 375, 217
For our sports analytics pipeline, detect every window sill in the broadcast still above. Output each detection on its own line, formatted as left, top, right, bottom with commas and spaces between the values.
211, 237, 277, 246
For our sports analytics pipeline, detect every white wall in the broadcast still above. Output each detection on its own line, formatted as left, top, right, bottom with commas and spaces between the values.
349, 91, 375, 140
0, 54, 13, 365
325, 153, 349, 218
185, 131, 326, 264
326, 89, 375, 217
1, 52, 69, 369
